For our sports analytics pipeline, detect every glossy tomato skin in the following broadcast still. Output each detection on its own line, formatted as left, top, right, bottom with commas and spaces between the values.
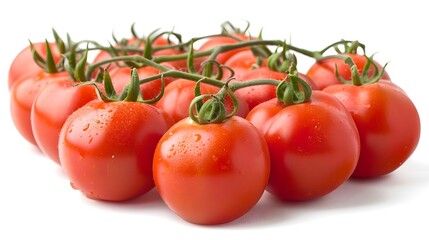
323, 80, 420, 178
155, 79, 249, 123
197, 34, 249, 67
222, 50, 267, 80
109, 65, 174, 101
31, 79, 99, 164
306, 53, 391, 90
59, 100, 171, 201
246, 92, 360, 201
8, 42, 61, 90
10, 71, 70, 146
153, 117, 270, 225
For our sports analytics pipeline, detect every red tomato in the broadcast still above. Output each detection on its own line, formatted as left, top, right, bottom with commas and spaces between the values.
246, 91, 360, 201
197, 34, 249, 66
234, 67, 316, 110
59, 100, 171, 201
306, 53, 391, 90
8, 42, 61, 89
153, 116, 270, 224
323, 80, 420, 178
222, 50, 267, 80
155, 79, 249, 123
109, 65, 175, 101
10, 71, 70, 146
31, 80, 100, 164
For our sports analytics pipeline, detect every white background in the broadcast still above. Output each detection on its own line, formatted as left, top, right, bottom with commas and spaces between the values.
1, 0, 428, 239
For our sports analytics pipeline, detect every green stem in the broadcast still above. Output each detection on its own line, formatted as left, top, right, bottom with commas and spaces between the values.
154, 39, 284, 63
229, 79, 281, 91
286, 44, 322, 59
85, 55, 170, 80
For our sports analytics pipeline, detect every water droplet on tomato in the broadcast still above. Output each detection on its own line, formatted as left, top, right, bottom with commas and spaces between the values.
194, 134, 201, 142
82, 123, 90, 131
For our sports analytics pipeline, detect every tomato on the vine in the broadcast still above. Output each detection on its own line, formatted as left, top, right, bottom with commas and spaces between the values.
155, 79, 249, 123
31, 79, 100, 164
306, 53, 390, 90
247, 90, 360, 201
234, 67, 316, 110
8, 42, 62, 90
323, 80, 420, 178
153, 116, 270, 224
108, 64, 175, 101
59, 100, 171, 201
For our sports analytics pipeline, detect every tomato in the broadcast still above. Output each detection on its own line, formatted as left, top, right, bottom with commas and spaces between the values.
31, 79, 100, 164
323, 80, 420, 178
153, 116, 270, 224
246, 91, 360, 201
196, 34, 249, 66
8, 42, 61, 90
108, 64, 175, 101
222, 50, 267, 80
306, 53, 391, 90
10, 71, 70, 146
59, 100, 171, 201
155, 79, 249, 123
234, 67, 316, 110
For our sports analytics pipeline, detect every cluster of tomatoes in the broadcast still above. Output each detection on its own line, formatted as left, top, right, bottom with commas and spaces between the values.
8, 22, 421, 225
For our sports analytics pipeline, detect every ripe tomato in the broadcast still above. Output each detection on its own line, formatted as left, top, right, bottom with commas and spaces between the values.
306, 53, 390, 90
59, 100, 171, 201
8, 42, 61, 89
234, 67, 316, 110
10, 71, 70, 146
153, 116, 270, 225
246, 91, 360, 201
197, 34, 249, 66
31, 79, 100, 164
155, 79, 249, 123
108, 64, 175, 101
323, 80, 420, 178
222, 50, 267, 80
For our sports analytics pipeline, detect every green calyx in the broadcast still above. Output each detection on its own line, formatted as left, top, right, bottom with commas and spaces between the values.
189, 79, 238, 124
267, 42, 298, 73
80, 68, 164, 104
335, 55, 388, 86
221, 20, 250, 37
30, 29, 76, 74
276, 73, 312, 106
